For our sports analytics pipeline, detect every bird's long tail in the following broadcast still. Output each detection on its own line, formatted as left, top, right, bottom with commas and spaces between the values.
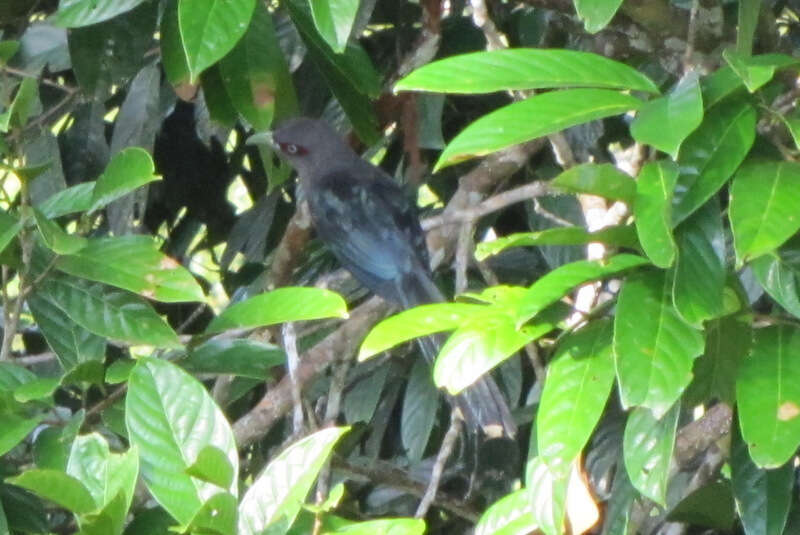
399, 273, 517, 438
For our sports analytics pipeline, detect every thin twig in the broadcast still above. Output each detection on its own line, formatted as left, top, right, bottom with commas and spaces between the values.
1, 66, 78, 94
0, 229, 33, 361
532, 198, 574, 227
415, 409, 463, 518
683, 0, 701, 71
282, 321, 304, 435
454, 224, 473, 294
422, 181, 552, 230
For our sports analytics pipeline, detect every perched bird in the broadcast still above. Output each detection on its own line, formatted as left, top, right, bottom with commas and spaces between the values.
272, 117, 516, 438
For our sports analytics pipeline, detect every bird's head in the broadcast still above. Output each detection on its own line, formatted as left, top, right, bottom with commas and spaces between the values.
271, 117, 354, 179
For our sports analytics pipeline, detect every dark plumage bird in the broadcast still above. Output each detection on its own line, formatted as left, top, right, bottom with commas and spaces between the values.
272, 117, 516, 438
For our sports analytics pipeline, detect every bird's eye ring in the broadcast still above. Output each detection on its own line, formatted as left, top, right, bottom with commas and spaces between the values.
279, 142, 305, 156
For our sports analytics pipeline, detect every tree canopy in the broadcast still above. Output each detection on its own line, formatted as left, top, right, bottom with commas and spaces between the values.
1, 0, 800, 534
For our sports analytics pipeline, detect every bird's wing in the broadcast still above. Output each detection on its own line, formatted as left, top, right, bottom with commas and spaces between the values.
307, 169, 430, 303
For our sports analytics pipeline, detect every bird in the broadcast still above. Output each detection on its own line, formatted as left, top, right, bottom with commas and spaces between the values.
271, 117, 516, 438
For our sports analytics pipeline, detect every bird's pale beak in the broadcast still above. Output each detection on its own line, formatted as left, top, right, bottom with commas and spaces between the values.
246, 131, 277, 150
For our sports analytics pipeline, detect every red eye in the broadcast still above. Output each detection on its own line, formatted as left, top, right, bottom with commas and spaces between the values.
279, 142, 306, 156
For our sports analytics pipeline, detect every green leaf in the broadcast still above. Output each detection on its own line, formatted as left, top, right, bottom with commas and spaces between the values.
183, 339, 285, 379
750, 249, 800, 320
736, 0, 761, 55
0, 40, 20, 65
476, 225, 638, 261
538, 320, 615, 477
359, 303, 485, 360
344, 365, 388, 424
89, 147, 159, 213
126, 358, 238, 526
731, 423, 793, 535
401, 360, 438, 462
634, 160, 678, 268
434, 305, 567, 394
435, 89, 642, 171
37, 182, 94, 218
686, 313, 752, 406
160, 0, 192, 93
33, 207, 87, 255
614, 269, 704, 418
310, 0, 360, 54
551, 163, 635, 204
723, 48, 777, 93
475, 489, 537, 535
527, 458, 567, 535
185, 492, 237, 535
516, 254, 648, 326
667, 480, 736, 531
737, 325, 800, 467
730, 161, 800, 264
178, 0, 256, 81
238, 427, 349, 535
66, 434, 138, 514
28, 292, 105, 373
52, 0, 149, 27
285, 0, 380, 144
0, 210, 22, 254
0, 412, 42, 456
38, 276, 180, 348
0, 78, 39, 132
672, 199, 726, 325
185, 446, 234, 490
105, 360, 135, 384
324, 518, 426, 535
207, 287, 347, 333
573, 0, 623, 32
395, 49, 658, 94
57, 235, 204, 303
14, 377, 59, 402
219, 2, 297, 130
7, 469, 96, 514
672, 99, 756, 225
623, 403, 679, 506
631, 74, 703, 158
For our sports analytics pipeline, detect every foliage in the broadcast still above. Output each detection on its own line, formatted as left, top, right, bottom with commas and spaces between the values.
1, 0, 799, 534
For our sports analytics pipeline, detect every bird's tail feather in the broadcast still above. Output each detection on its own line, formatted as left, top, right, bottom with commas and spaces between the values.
399, 269, 516, 438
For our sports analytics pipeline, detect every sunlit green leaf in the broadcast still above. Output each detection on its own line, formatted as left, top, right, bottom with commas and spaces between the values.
516, 254, 648, 326
395, 49, 658, 94
550, 163, 635, 204
631, 74, 703, 158
614, 269, 703, 417
310, 0, 360, 53
178, 0, 256, 80
53, 0, 149, 27
126, 358, 238, 526
435, 89, 642, 171
207, 287, 347, 333
476, 225, 638, 261
89, 147, 159, 213
634, 160, 678, 268
538, 320, 615, 477
238, 427, 349, 535
623, 404, 679, 505
672, 99, 756, 225
57, 235, 204, 303
730, 161, 800, 264
737, 325, 800, 467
